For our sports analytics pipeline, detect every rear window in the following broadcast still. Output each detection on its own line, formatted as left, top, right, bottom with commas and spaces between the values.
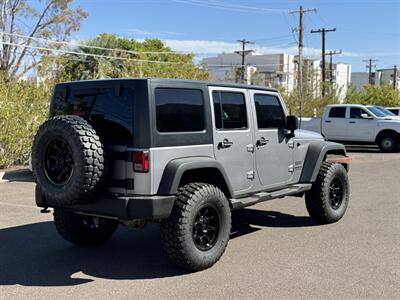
155, 88, 204, 132
389, 109, 399, 115
329, 107, 346, 118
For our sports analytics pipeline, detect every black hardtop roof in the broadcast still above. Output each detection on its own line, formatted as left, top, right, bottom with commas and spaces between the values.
57, 77, 279, 92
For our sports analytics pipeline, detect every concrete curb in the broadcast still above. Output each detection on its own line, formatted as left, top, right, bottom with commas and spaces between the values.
0, 171, 8, 183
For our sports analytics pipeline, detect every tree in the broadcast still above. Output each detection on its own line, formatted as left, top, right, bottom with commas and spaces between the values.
0, 0, 87, 81
42, 33, 211, 81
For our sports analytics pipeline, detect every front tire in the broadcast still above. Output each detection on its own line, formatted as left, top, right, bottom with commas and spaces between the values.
377, 133, 399, 152
54, 208, 119, 246
161, 183, 231, 271
305, 162, 349, 224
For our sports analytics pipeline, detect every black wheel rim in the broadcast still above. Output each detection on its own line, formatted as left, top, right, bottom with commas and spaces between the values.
329, 178, 344, 210
192, 206, 220, 251
382, 138, 394, 150
44, 139, 74, 185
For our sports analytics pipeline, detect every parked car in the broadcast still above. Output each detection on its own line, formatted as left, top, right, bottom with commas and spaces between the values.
31, 78, 351, 271
365, 105, 400, 120
386, 107, 400, 116
301, 104, 400, 152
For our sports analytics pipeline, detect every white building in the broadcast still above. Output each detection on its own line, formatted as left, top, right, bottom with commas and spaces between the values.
351, 72, 370, 90
202, 52, 351, 100
202, 53, 296, 93
375, 68, 399, 90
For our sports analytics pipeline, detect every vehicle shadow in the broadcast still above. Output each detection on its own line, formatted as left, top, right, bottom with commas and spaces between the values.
0, 209, 315, 286
1, 168, 34, 182
231, 209, 317, 239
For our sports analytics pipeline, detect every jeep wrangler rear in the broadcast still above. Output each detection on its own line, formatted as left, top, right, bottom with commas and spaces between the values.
32, 78, 350, 271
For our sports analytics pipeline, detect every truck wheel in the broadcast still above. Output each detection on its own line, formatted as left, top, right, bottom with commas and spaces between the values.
305, 162, 349, 224
161, 183, 231, 271
54, 208, 119, 246
32, 115, 105, 205
377, 133, 399, 152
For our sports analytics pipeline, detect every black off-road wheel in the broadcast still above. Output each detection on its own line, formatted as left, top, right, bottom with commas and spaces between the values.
377, 133, 399, 152
32, 115, 105, 205
305, 162, 349, 224
54, 208, 119, 246
161, 183, 231, 271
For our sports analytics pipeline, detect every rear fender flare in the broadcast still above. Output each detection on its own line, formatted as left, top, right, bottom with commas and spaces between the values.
157, 157, 233, 196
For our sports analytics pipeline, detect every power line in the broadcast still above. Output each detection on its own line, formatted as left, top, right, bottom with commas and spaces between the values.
172, 0, 287, 14
0, 32, 189, 55
310, 27, 336, 95
234, 39, 254, 84
0, 41, 194, 65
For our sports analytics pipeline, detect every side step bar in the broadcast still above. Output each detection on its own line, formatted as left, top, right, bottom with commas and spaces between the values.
230, 184, 312, 210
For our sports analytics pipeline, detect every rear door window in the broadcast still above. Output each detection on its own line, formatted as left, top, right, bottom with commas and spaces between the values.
212, 91, 247, 130
328, 107, 346, 118
155, 88, 204, 132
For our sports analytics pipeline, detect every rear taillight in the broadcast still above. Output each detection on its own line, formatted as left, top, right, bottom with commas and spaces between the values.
132, 151, 149, 173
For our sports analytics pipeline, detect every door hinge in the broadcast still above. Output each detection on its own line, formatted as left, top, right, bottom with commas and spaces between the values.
246, 144, 255, 153
288, 140, 295, 148
247, 171, 255, 180
288, 165, 294, 173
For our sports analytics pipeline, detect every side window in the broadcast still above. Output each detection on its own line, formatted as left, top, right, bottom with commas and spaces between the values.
155, 88, 204, 132
253, 94, 286, 129
328, 107, 346, 118
350, 107, 370, 119
212, 91, 247, 130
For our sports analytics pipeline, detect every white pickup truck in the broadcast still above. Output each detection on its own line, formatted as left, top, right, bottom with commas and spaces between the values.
301, 104, 400, 152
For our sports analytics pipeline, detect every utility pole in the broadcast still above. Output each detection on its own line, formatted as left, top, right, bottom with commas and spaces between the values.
311, 28, 336, 96
326, 50, 342, 91
234, 39, 254, 84
393, 65, 398, 90
362, 58, 378, 85
289, 6, 317, 126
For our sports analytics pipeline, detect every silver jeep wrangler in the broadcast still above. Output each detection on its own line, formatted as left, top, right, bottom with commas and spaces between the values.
32, 78, 350, 271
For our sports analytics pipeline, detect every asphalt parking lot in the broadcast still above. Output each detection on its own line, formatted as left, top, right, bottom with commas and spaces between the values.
1, 149, 399, 299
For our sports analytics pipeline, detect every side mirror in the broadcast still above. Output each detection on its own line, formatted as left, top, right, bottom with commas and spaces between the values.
286, 115, 298, 136
361, 113, 373, 119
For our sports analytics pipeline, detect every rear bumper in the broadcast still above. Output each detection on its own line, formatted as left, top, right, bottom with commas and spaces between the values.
35, 185, 175, 220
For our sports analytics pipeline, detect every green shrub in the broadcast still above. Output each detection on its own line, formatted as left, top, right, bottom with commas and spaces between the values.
0, 80, 51, 168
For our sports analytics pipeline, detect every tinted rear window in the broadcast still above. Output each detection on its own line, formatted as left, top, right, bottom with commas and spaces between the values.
329, 107, 346, 118
155, 88, 204, 132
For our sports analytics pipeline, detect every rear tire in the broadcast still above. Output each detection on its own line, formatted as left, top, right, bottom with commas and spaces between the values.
377, 133, 399, 152
305, 162, 349, 224
54, 208, 119, 246
161, 183, 231, 271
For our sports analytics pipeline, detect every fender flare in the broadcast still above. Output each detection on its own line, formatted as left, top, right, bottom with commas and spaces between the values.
299, 141, 347, 183
157, 157, 234, 196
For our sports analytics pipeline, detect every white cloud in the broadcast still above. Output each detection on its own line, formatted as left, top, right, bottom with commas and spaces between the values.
124, 28, 181, 37
163, 39, 332, 59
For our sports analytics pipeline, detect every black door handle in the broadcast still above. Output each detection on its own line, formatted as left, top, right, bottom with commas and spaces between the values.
349, 121, 356, 124
218, 138, 233, 149
256, 137, 269, 146
325, 120, 332, 123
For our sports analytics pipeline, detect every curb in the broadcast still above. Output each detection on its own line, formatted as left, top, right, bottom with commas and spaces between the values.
0, 171, 7, 183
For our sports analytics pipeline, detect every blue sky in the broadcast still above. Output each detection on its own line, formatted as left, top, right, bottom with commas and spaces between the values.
70, 0, 399, 71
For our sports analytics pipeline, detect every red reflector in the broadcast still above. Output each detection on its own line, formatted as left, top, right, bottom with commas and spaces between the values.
132, 151, 149, 173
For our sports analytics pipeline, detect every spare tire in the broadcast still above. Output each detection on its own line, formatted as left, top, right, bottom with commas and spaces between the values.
32, 115, 105, 205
